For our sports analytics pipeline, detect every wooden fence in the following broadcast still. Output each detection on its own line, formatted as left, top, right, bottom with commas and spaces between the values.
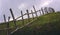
0, 5, 55, 35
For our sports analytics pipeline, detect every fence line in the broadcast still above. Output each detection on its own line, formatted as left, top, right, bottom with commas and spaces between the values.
16, 10, 40, 20
0, 9, 40, 30
0, 5, 55, 35
10, 6, 40, 34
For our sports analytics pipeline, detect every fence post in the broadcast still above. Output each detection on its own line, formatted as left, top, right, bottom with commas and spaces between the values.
3, 14, 8, 35
7, 16, 10, 29
21, 10, 24, 25
44, 7, 48, 14
33, 5, 38, 17
26, 9, 30, 22
39, 10, 41, 16
9, 8, 17, 28
3, 14, 6, 23
41, 8, 44, 15
31, 10, 34, 19
7, 16, 10, 35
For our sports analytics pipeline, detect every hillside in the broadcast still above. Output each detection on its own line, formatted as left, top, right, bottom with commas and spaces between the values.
0, 12, 60, 35
12, 12, 60, 35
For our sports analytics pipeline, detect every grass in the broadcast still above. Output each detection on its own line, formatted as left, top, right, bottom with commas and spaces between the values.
0, 16, 34, 35
0, 12, 60, 35
0, 17, 34, 29
12, 12, 60, 35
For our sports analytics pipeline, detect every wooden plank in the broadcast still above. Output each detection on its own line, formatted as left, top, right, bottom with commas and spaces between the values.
0, 27, 15, 31
16, 13, 28, 20
10, 8, 17, 28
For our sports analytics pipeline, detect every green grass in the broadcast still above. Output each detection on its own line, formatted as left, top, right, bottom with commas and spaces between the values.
0, 16, 34, 35
0, 12, 60, 35
0, 17, 34, 29
12, 12, 60, 35
20, 12, 60, 29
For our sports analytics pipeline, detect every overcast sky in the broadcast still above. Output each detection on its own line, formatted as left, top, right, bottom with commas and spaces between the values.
0, 0, 60, 23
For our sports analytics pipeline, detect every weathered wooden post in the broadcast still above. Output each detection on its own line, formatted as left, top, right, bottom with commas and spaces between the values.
3, 14, 9, 35
51, 8, 55, 12
41, 8, 44, 15
7, 16, 10, 29
7, 16, 10, 35
48, 7, 55, 13
21, 10, 24, 25
31, 10, 34, 19
33, 5, 38, 17
39, 10, 41, 16
44, 7, 48, 14
3, 14, 6, 23
26, 9, 30, 22
9, 8, 17, 28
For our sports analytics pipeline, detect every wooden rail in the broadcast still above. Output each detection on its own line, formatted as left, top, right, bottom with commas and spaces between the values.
10, 18, 37, 34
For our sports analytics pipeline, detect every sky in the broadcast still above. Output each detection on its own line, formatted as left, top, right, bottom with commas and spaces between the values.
0, 0, 60, 23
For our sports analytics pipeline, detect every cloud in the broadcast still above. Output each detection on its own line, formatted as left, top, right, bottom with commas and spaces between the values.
18, 3, 27, 10
38, 0, 53, 8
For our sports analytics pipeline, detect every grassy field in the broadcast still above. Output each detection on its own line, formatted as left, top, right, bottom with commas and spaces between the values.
0, 12, 60, 35
0, 17, 34, 29
0, 16, 34, 35
12, 12, 60, 35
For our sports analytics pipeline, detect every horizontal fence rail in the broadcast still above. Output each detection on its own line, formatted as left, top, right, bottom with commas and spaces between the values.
16, 10, 40, 20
